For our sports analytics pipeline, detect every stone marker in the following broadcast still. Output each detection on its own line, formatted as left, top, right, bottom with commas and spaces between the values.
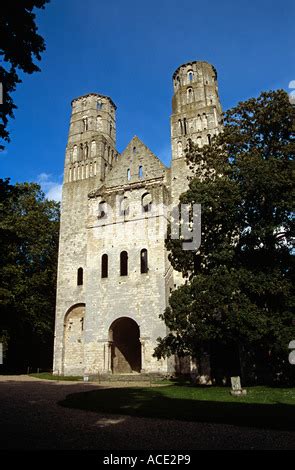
230, 376, 247, 396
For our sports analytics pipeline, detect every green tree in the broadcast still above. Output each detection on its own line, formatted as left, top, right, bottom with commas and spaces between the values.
155, 90, 295, 384
0, 178, 59, 371
0, 1, 49, 148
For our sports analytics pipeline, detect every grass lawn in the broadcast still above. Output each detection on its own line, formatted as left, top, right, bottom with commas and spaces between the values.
30, 372, 82, 381
59, 384, 295, 431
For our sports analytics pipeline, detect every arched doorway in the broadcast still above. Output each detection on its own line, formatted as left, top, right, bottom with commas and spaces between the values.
109, 317, 141, 373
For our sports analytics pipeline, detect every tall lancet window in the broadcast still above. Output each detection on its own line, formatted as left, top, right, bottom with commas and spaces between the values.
140, 249, 148, 274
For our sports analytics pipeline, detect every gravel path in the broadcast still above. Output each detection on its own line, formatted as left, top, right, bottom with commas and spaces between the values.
0, 375, 294, 450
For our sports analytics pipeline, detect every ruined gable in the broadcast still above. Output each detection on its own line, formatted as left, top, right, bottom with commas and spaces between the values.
104, 136, 167, 188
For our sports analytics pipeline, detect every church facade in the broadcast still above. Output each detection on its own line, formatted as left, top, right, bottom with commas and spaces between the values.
53, 61, 222, 376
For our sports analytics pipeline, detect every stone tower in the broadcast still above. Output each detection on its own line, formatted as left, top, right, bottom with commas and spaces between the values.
170, 61, 222, 203
53, 93, 119, 375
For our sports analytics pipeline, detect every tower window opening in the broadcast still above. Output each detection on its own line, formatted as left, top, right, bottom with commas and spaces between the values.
83, 117, 88, 132
120, 196, 129, 216
120, 251, 128, 276
142, 192, 152, 213
178, 119, 183, 136
84, 142, 89, 159
110, 122, 112, 137
138, 165, 143, 178
101, 254, 108, 278
127, 168, 131, 181
97, 101, 103, 110
77, 267, 83, 286
133, 146, 136, 153
183, 118, 187, 135
208, 134, 211, 146
98, 200, 107, 219
187, 87, 193, 103
140, 248, 148, 274
188, 70, 193, 82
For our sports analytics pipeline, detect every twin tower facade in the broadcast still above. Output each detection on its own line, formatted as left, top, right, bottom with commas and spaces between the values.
53, 61, 222, 376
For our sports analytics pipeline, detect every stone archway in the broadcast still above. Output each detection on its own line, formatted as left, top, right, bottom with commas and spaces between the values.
109, 317, 141, 373
63, 304, 85, 375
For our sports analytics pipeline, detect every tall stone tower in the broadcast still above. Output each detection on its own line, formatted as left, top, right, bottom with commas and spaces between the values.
53, 93, 119, 375
170, 61, 222, 203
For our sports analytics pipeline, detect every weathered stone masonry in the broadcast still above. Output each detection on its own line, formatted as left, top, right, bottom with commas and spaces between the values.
53, 61, 222, 376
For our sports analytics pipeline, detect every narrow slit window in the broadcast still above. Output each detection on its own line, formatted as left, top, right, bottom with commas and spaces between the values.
101, 254, 108, 278
127, 168, 131, 180
77, 267, 83, 286
138, 165, 143, 178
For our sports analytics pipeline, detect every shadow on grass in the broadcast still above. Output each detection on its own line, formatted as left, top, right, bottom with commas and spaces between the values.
59, 386, 295, 431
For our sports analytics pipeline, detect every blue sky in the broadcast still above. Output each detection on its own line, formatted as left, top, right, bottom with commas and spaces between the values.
1, 0, 294, 200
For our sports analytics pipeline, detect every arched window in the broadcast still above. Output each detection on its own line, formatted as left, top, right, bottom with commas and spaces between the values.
120, 251, 128, 276
133, 146, 136, 153
120, 196, 129, 216
83, 117, 88, 131
140, 249, 148, 274
77, 267, 83, 286
138, 165, 143, 178
187, 87, 193, 103
178, 119, 183, 136
197, 136, 202, 148
183, 118, 187, 135
97, 101, 103, 110
207, 134, 211, 146
142, 192, 152, 213
101, 254, 108, 278
98, 200, 107, 219
188, 70, 193, 82
127, 168, 131, 181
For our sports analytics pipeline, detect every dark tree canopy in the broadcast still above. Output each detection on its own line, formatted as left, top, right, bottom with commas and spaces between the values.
155, 90, 295, 384
0, 1, 49, 148
0, 178, 59, 371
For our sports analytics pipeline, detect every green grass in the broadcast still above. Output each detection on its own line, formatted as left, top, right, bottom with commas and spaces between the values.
59, 384, 295, 430
30, 372, 82, 381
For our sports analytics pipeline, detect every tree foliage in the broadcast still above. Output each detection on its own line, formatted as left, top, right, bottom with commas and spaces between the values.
155, 90, 295, 383
0, 178, 59, 371
0, 1, 49, 148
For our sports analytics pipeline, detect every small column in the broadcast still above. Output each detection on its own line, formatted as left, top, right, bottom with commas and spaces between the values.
140, 339, 145, 372
107, 341, 113, 373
